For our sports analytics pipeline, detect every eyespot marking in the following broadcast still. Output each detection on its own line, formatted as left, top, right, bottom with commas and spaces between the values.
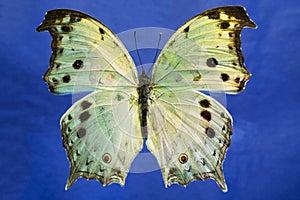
102, 153, 111, 163
178, 153, 188, 164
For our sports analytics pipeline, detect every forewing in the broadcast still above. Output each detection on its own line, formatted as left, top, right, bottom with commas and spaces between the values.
151, 6, 256, 94
60, 89, 143, 188
37, 9, 138, 94
146, 89, 232, 191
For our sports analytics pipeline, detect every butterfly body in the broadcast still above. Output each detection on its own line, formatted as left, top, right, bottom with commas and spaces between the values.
137, 70, 151, 138
37, 6, 256, 191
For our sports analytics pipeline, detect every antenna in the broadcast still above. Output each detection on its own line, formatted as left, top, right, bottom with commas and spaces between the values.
147, 32, 162, 75
134, 30, 144, 72
152, 32, 162, 64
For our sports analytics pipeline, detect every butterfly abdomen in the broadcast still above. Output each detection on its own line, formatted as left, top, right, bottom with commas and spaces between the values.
137, 71, 151, 139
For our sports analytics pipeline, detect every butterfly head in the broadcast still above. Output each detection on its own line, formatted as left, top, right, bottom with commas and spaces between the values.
138, 70, 150, 87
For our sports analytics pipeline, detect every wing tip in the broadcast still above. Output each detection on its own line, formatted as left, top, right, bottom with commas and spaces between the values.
203, 6, 257, 29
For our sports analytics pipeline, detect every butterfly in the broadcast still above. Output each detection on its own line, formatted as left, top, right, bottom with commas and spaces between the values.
37, 6, 256, 192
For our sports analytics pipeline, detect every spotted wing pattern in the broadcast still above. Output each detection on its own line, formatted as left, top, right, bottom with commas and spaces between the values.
151, 6, 256, 94
147, 89, 232, 191
37, 9, 142, 189
37, 6, 256, 192
37, 9, 138, 94
146, 6, 256, 191
60, 90, 142, 189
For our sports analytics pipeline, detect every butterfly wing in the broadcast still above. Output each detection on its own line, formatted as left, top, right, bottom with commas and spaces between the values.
146, 89, 232, 191
37, 9, 138, 94
60, 89, 142, 189
150, 6, 256, 94
37, 9, 143, 188
146, 6, 256, 191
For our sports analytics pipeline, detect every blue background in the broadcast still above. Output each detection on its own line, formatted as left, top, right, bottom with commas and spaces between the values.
1, 0, 299, 199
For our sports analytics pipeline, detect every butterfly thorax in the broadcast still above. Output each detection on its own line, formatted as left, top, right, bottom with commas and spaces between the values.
137, 70, 151, 139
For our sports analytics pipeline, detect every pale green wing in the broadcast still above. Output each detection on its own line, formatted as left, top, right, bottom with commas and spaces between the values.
151, 6, 256, 94
37, 9, 143, 188
60, 89, 142, 189
146, 89, 232, 191
37, 9, 138, 94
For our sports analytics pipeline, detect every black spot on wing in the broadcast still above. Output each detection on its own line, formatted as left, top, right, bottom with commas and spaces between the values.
205, 127, 215, 138
57, 47, 64, 55
199, 99, 211, 108
99, 27, 105, 40
54, 63, 61, 69
99, 27, 105, 34
62, 75, 71, 83
221, 73, 230, 81
207, 11, 220, 19
183, 26, 190, 32
220, 112, 226, 118
79, 111, 91, 122
200, 110, 211, 121
68, 115, 72, 120
235, 77, 240, 83
183, 26, 190, 38
77, 128, 86, 138
81, 101, 92, 109
61, 25, 72, 32
51, 77, 58, 84
58, 35, 63, 42
220, 22, 230, 29
206, 58, 218, 67
72, 60, 83, 69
